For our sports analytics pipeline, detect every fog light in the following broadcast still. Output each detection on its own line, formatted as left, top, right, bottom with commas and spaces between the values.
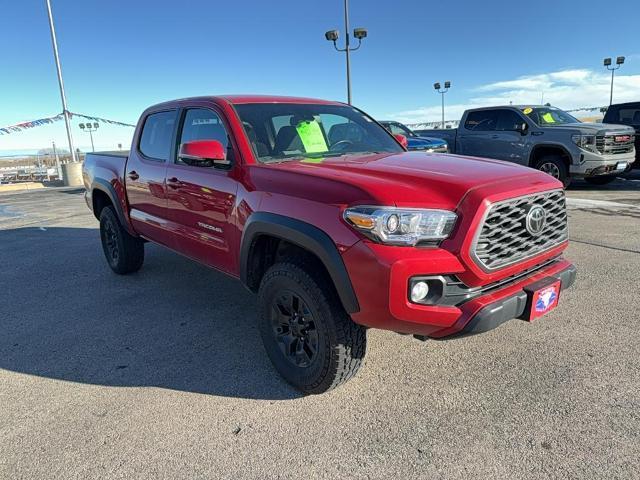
411, 281, 429, 302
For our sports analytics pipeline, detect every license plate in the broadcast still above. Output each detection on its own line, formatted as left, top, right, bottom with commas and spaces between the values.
616, 162, 628, 171
523, 278, 561, 321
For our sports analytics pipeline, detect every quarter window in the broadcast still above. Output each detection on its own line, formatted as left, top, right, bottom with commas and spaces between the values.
139, 110, 177, 161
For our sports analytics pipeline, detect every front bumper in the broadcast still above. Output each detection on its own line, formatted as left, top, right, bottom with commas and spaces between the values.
570, 151, 635, 177
455, 264, 576, 336
342, 240, 575, 339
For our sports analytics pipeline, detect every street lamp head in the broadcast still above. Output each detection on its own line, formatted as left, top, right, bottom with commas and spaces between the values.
353, 28, 367, 40
325, 29, 339, 42
93, 122, 99, 129
616, 56, 625, 65
444, 81, 451, 89
603, 57, 612, 66
433, 82, 441, 90
79, 123, 85, 129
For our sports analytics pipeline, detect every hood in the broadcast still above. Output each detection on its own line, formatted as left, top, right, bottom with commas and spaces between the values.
408, 136, 447, 148
251, 151, 560, 211
545, 122, 635, 134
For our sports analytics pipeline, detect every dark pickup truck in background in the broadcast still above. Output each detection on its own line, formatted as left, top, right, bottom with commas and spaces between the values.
416, 105, 636, 186
603, 101, 640, 168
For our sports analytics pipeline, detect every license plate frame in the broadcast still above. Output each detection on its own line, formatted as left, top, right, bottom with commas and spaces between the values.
522, 277, 561, 321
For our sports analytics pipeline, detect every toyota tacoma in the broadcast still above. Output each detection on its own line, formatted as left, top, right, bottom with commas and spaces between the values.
83, 95, 576, 394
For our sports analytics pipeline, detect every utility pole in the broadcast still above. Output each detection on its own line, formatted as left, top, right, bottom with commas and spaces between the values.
45, 0, 77, 163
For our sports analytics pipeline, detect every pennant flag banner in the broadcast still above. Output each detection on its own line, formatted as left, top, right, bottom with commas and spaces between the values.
0, 114, 64, 135
69, 112, 136, 128
0, 111, 135, 135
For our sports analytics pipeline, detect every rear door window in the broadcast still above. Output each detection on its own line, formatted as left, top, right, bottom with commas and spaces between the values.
139, 110, 177, 161
464, 110, 498, 131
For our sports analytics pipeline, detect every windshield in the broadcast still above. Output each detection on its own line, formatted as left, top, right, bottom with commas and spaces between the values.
521, 107, 579, 126
235, 103, 404, 163
382, 122, 415, 137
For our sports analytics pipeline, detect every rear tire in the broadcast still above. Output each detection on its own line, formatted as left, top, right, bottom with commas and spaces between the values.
257, 262, 366, 394
585, 176, 616, 186
99, 206, 144, 274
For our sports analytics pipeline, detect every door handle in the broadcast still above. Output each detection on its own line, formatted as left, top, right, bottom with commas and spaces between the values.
128, 170, 139, 181
167, 177, 184, 189
491, 134, 499, 139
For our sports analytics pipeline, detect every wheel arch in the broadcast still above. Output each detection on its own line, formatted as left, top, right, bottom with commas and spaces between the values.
240, 212, 360, 314
528, 144, 572, 170
91, 179, 131, 233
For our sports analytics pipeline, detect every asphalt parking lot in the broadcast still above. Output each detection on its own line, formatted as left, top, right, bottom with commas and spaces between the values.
1, 173, 639, 479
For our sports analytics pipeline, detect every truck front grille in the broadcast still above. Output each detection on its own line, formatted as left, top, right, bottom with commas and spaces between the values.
471, 190, 568, 271
596, 134, 635, 155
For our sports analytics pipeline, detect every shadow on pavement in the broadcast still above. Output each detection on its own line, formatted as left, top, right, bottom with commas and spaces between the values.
0, 226, 299, 400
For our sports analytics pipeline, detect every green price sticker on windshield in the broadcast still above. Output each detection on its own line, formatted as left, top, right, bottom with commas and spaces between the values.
541, 112, 556, 123
296, 120, 328, 153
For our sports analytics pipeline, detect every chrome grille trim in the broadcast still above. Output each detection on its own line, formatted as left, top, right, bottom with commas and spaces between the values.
596, 134, 635, 155
471, 189, 568, 271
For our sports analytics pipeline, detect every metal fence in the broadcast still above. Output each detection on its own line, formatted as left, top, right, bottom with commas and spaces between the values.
0, 152, 86, 183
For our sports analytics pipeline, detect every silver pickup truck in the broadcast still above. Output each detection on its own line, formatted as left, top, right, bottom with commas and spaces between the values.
416, 105, 636, 186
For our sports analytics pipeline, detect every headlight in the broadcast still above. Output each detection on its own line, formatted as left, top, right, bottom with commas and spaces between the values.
571, 134, 597, 152
344, 206, 457, 246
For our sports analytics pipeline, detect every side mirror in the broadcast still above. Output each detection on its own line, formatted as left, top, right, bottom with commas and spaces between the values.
517, 122, 529, 135
393, 133, 408, 149
178, 140, 229, 167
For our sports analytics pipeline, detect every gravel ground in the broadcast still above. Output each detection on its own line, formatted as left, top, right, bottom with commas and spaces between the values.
1, 173, 639, 479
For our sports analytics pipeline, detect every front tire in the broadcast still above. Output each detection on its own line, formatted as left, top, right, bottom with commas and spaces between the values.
535, 155, 570, 188
99, 206, 144, 274
257, 262, 366, 394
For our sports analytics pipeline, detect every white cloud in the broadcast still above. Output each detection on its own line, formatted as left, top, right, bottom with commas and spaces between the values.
389, 68, 640, 124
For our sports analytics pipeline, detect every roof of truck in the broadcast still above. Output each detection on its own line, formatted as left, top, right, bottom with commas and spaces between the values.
143, 95, 346, 115
220, 95, 343, 105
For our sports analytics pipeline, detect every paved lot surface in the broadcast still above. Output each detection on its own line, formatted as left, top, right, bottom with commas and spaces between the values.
1, 173, 639, 479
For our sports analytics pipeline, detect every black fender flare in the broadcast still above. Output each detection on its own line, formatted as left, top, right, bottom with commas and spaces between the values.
529, 143, 574, 167
91, 178, 129, 229
239, 212, 360, 314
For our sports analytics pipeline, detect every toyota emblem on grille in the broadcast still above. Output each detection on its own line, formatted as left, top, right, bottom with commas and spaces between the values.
525, 205, 546, 236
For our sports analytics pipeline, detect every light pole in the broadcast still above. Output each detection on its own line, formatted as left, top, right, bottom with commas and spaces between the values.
324, 0, 368, 104
79, 122, 99, 152
604, 56, 625, 106
434, 81, 451, 129
45, 0, 77, 163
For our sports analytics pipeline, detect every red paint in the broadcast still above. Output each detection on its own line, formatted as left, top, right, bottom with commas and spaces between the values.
179, 140, 226, 161
393, 133, 408, 149
83, 95, 574, 338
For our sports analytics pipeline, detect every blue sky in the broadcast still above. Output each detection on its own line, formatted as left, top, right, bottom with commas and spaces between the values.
1, 0, 639, 152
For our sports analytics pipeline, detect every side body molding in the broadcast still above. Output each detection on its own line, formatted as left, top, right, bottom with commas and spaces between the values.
240, 212, 360, 314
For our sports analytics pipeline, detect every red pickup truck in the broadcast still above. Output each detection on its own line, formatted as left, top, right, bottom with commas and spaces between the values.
83, 95, 576, 393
